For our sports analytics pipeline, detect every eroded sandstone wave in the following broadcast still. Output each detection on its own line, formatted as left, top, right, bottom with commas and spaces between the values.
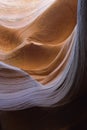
0, 0, 79, 110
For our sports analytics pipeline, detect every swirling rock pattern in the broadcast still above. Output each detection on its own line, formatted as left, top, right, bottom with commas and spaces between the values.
0, 0, 86, 111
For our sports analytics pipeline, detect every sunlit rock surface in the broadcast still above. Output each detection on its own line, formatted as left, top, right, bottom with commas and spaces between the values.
0, 0, 79, 110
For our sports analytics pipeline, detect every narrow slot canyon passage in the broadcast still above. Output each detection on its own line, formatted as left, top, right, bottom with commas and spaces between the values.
0, 0, 87, 130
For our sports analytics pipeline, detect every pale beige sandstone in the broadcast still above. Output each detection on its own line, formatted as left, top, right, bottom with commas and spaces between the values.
0, 0, 78, 110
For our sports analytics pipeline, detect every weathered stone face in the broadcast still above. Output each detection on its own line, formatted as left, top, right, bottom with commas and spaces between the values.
0, 0, 86, 116
0, 0, 78, 111
0, 0, 87, 130
0, 0, 55, 28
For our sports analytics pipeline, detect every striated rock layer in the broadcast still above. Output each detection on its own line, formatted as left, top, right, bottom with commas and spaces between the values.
0, 0, 85, 111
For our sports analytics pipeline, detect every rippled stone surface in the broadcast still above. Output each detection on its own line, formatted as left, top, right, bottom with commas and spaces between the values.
0, 0, 55, 28
0, 0, 78, 110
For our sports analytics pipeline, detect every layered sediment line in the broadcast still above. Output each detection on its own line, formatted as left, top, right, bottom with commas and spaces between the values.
0, 0, 80, 110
